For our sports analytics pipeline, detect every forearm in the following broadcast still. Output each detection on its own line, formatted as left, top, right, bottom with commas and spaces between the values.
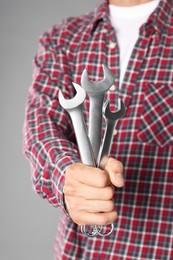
23, 22, 82, 211
23, 89, 80, 210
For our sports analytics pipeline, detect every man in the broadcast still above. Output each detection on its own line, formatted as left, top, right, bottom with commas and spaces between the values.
23, 0, 173, 259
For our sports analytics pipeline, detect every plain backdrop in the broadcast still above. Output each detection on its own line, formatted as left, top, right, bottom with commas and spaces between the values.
0, 1, 99, 259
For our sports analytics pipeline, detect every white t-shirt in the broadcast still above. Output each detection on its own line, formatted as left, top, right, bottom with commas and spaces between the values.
109, 0, 160, 87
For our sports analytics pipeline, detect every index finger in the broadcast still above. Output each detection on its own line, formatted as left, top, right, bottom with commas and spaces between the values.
66, 163, 110, 188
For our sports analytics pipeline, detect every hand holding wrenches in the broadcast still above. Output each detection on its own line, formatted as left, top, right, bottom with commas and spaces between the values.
59, 65, 126, 237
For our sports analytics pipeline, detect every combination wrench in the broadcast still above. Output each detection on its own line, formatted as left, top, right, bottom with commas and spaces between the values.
97, 98, 126, 165
59, 83, 99, 237
81, 64, 115, 162
58, 82, 95, 166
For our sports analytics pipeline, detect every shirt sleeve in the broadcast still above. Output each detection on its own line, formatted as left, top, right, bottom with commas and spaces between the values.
22, 22, 80, 215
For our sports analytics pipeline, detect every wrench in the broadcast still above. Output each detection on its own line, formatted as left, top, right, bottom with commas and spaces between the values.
97, 98, 126, 166
81, 64, 115, 163
59, 83, 99, 237
92, 98, 125, 237
58, 82, 95, 166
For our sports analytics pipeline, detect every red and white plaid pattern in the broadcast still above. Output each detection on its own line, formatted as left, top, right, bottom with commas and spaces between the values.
23, 0, 173, 259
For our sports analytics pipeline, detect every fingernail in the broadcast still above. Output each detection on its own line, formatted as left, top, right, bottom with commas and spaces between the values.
115, 173, 124, 187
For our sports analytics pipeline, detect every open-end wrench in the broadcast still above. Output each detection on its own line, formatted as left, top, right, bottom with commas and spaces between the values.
58, 82, 95, 166
91, 98, 125, 237
59, 83, 99, 237
82, 97, 126, 237
97, 98, 126, 166
81, 65, 115, 163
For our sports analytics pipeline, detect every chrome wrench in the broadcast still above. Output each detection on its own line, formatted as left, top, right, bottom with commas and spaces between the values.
97, 98, 126, 166
81, 65, 116, 237
90, 98, 126, 237
81, 64, 115, 162
59, 83, 98, 237
58, 82, 95, 166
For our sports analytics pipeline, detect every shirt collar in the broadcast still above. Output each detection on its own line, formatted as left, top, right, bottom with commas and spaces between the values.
143, 0, 173, 36
89, 0, 110, 33
90, 0, 173, 35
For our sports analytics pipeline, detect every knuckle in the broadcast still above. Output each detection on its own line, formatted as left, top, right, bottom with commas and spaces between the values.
66, 162, 80, 175
66, 197, 83, 212
107, 200, 115, 212
97, 214, 110, 226
98, 173, 108, 187
112, 210, 118, 221
65, 169, 72, 181
71, 213, 83, 225
69, 201, 79, 211
63, 184, 68, 195
97, 211, 118, 226
107, 157, 115, 166
105, 186, 114, 200
63, 184, 76, 196
66, 164, 75, 176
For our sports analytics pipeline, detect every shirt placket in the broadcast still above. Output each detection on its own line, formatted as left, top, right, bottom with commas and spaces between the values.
103, 23, 120, 109
118, 24, 159, 109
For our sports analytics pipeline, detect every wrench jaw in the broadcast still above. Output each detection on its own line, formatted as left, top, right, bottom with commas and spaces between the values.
58, 82, 86, 110
81, 64, 115, 95
104, 99, 126, 121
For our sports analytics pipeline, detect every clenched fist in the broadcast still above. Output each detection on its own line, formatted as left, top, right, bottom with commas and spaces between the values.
63, 157, 124, 226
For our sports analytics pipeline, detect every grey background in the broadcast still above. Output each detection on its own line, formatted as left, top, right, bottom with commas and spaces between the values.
0, 1, 99, 259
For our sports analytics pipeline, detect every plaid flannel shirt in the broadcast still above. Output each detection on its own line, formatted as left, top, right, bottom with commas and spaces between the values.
23, 0, 173, 259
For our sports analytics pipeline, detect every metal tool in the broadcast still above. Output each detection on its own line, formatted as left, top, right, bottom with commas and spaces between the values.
58, 69, 126, 238
81, 65, 116, 237
58, 82, 95, 166
87, 99, 126, 237
59, 83, 100, 237
81, 64, 115, 162
97, 99, 126, 165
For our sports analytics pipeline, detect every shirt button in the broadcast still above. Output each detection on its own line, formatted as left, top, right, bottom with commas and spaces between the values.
109, 41, 116, 49
114, 129, 118, 135
102, 28, 107, 33
110, 84, 116, 91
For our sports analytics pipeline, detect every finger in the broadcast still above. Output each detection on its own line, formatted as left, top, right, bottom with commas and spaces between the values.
71, 210, 118, 226
104, 158, 124, 187
83, 199, 115, 213
64, 181, 114, 200
65, 196, 115, 213
66, 163, 110, 187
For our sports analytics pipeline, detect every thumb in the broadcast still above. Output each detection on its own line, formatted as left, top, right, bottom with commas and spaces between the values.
103, 157, 124, 187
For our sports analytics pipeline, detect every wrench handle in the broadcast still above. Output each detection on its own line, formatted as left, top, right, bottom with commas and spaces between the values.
69, 107, 104, 236
88, 95, 104, 161
69, 105, 96, 167
97, 120, 117, 166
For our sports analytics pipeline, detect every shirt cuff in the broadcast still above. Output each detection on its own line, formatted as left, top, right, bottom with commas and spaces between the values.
53, 155, 80, 220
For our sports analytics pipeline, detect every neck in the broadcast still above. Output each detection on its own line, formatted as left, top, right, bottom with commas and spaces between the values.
109, 0, 153, 7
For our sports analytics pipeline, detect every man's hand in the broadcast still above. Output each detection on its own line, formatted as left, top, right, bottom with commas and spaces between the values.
63, 157, 124, 226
